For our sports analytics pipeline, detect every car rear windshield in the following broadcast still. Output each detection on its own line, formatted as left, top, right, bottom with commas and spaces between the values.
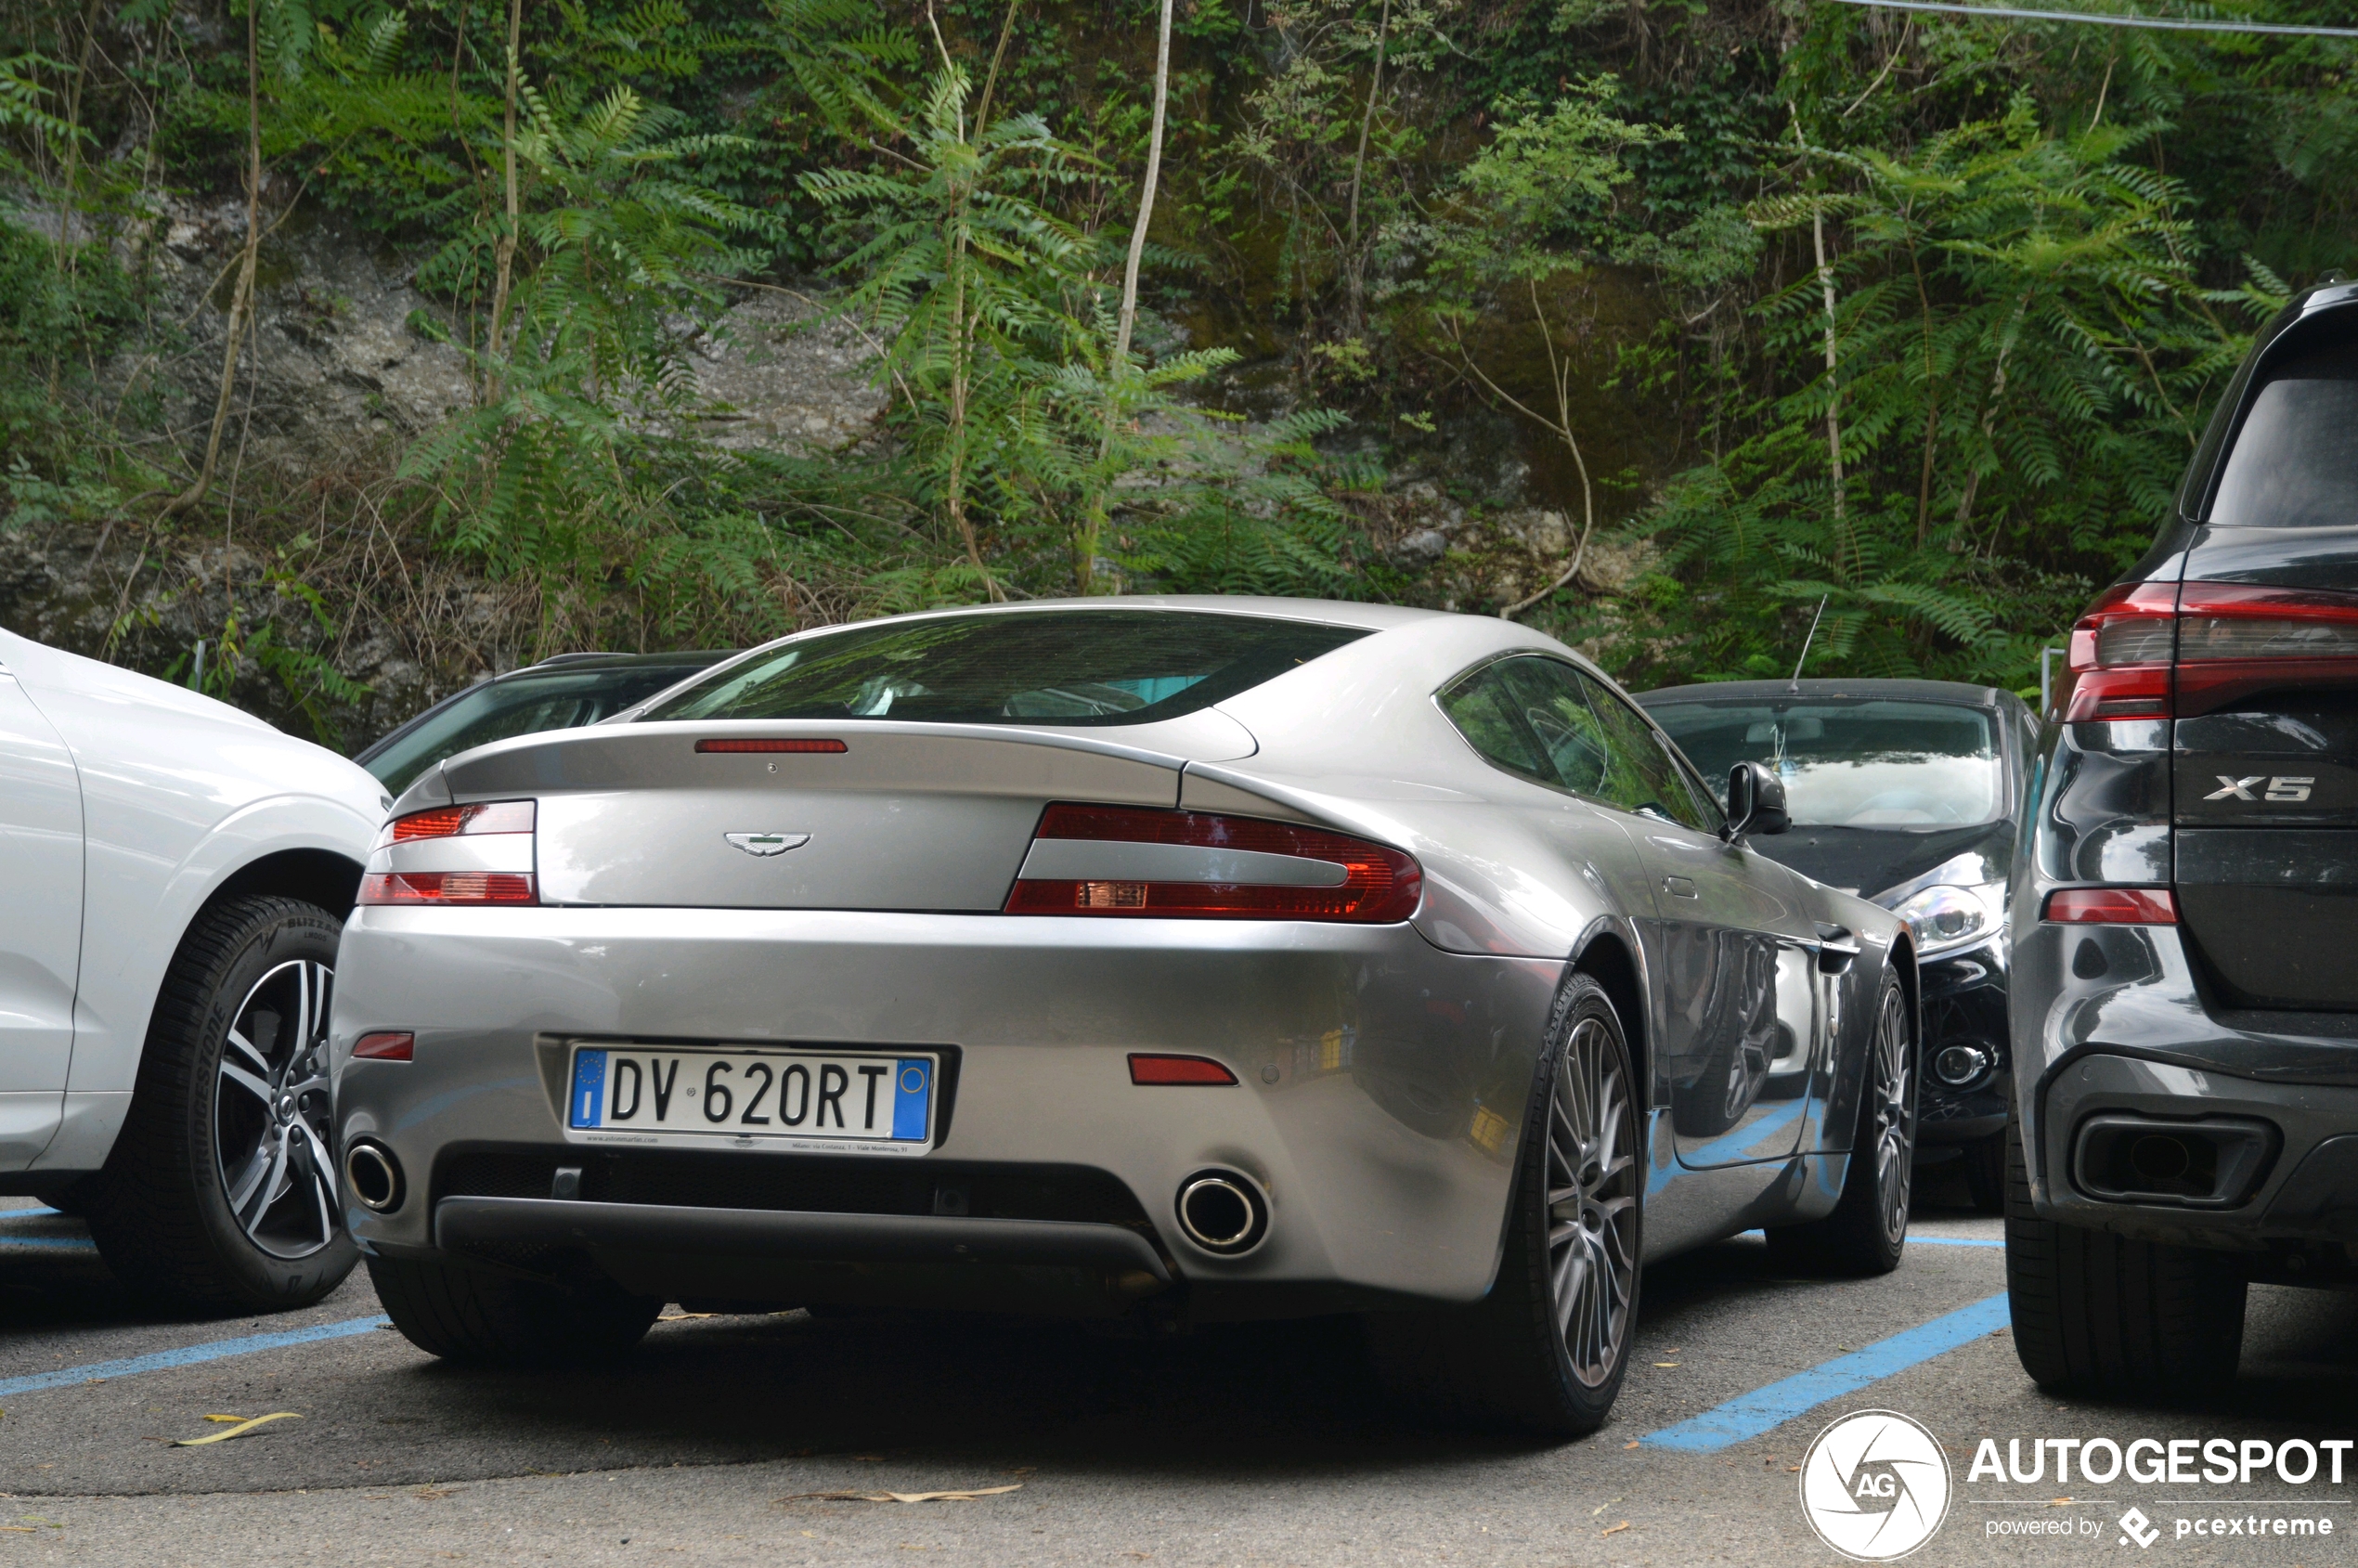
362, 665, 714, 795
641, 610, 1368, 727
1647, 698, 2002, 828
2209, 343, 2358, 528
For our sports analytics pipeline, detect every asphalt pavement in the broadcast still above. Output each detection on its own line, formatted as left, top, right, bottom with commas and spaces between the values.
3, 1169, 2353, 1567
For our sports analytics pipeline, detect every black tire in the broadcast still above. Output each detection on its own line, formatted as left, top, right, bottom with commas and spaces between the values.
1963, 1131, 2008, 1216
2002, 1116, 2245, 1396
1765, 975, 1913, 1276
83, 896, 358, 1313
1364, 972, 1642, 1437
369, 1255, 662, 1364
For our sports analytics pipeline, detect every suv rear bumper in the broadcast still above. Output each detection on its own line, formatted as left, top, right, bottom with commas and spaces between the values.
2011, 914, 2358, 1255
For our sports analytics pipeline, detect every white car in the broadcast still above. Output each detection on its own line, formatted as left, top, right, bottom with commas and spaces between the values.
0, 627, 384, 1308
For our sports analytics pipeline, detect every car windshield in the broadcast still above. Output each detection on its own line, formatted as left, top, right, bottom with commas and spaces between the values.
363, 666, 713, 794
2209, 344, 2358, 528
1646, 698, 2003, 828
641, 610, 1368, 727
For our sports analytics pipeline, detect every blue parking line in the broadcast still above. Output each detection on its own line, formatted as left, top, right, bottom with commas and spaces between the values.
1640, 1293, 2010, 1453
0, 1237, 98, 1251
0, 1315, 392, 1398
1908, 1236, 2002, 1248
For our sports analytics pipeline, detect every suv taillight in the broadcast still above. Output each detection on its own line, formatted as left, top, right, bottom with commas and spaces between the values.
2059, 582, 2358, 721
1004, 804, 1422, 922
358, 799, 538, 906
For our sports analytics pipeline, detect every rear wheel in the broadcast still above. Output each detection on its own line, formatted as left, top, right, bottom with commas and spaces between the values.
1765, 976, 1913, 1276
84, 896, 358, 1312
369, 1255, 663, 1364
1365, 972, 1641, 1436
2003, 1116, 2245, 1396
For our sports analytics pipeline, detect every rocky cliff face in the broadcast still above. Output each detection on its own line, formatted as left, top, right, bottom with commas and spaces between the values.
2, 199, 1644, 755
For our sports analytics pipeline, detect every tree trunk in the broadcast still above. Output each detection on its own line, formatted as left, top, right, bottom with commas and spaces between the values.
160, 0, 263, 519
483, 0, 525, 396
1341, 0, 1391, 339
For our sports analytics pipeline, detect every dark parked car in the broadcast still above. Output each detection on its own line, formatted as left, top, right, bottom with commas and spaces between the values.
1639, 680, 2040, 1212
2008, 277, 2358, 1395
356, 651, 733, 795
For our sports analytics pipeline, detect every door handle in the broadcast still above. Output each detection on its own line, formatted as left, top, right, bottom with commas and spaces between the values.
1664, 876, 1699, 899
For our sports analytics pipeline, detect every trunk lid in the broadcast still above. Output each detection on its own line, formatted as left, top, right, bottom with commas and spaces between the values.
438, 719, 1226, 911
2173, 527, 2358, 1009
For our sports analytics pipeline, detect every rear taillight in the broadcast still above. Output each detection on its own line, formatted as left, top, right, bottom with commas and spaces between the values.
2174, 583, 2358, 714
2060, 583, 2178, 721
1005, 804, 1422, 923
1128, 1054, 1238, 1085
359, 799, 538, 907
2043, 888, 2177, 925
2058, 581, 2358, 721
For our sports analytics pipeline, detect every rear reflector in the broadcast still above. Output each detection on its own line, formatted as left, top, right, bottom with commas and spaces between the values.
1128, 1054, 1238, 1085
1006, 804, 1422, 923
357, 871, 538, 906
351, 1031, 415, 1061
377, 798, 535, 849
2043, 888, 2177, 925
695, 738, 848, 754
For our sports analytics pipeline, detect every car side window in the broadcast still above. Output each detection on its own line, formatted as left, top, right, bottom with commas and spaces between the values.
1574, 672, 1718, 832
1486, 657, 1613, 796
1436, 664, 1557, 784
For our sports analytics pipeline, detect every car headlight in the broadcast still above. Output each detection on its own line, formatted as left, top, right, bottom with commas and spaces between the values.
1886, 881, 2006, 957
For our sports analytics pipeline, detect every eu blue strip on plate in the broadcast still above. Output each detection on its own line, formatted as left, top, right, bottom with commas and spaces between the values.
0, 1315, 393, 1398
892, 1059, 930, 1141
1641, 1292, 2010, 1453
570, 1050, 607, 1128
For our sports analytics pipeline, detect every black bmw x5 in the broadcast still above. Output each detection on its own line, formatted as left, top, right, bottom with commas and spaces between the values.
2008, 279, 2358, 1394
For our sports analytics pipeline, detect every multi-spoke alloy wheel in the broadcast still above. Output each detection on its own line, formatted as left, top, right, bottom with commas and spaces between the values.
1870, 982, 1913, 1252
84, 896, 360, 1312
1363, 971, 1643, 1435
214, 958, 340, 1260
1547, 1015, 1639, 1389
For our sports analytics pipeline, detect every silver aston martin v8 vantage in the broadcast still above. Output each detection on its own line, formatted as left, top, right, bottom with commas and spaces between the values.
330, 598, 1916, 1434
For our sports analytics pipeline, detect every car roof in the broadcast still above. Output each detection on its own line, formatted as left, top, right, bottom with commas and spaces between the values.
1635, 678, 2014, 707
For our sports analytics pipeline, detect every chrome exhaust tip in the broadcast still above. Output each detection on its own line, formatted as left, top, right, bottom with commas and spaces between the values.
343, 1140, 405, 1213
1175, 1169, 1267, 1255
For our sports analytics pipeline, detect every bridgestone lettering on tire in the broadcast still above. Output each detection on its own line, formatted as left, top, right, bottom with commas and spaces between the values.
83, 896, 360, 1313
1364, 970, 1641, 1436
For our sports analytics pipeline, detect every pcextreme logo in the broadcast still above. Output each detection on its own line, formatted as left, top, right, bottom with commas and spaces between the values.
1799, 1409, 1954, 1562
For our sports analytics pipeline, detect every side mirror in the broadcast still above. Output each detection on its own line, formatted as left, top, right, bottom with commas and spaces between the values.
1726, 761, 1791, 839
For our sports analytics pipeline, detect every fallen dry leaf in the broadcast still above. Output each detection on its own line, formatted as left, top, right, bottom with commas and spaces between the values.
1602, 1522, 1631, 1537
1652, 1362, 1679, 1368
1622, 1441, 1639, 1450
782, 1484, 1023, 1505
172, 1413, 301, 1447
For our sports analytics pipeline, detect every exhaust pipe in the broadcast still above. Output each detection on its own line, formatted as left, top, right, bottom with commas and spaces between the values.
2071, 1115, 2276, 1208
343, 1140, 405, 1213
1174, 1169, 1268, 1255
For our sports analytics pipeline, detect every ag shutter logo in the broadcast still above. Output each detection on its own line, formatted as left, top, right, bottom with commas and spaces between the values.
1799, 1409, 1953, 1562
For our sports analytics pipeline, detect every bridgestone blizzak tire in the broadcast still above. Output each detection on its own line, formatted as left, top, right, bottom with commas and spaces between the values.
1764, 975, 1914, 1277
83, 896, 359, 1313
1363, 972, 1641, 1437
368, 1255, 663, 1364
2002, 1115, 2246, 1397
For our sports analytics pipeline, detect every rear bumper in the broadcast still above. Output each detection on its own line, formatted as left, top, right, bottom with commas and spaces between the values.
330, 906, 1563, 1315
2010, 914, 2358, 1257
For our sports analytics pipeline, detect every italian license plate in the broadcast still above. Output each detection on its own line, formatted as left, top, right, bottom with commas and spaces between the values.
565, 1045, 937, 1154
